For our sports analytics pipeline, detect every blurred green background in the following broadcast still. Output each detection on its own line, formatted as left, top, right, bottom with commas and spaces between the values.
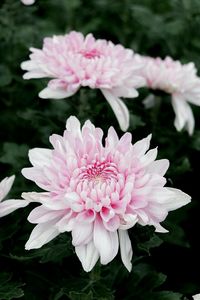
0, 0, 200, 299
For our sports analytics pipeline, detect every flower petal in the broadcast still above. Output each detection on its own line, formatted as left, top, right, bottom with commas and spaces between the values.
0, 199, 29, 218
28, 148, 52, 167
111, 86, 138, 98
56, 214, 74, 233
118, 230, 133, 272
27, 205, 65, 224
193, 294, 200, 300
0, 175, 15, 202
146, 159, 169, 176
25, 221, 60, 250
72, 222, 93, 246
39, 87, 78, 99
119, 214, 138, 230
101, 89, 129, 131
163, 187, 191, 211
172, 95, 195, 135
75, 240, 99, 272
94, 217, 119, 264
22, 192, 50, 204
132, 134, 152, 157
66, 116, 81, 138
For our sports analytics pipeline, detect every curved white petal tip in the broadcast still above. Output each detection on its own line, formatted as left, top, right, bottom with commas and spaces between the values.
21, 0, 35, 5
101, 89, 130, 132
0, 175, 15, 202
0, 199, 29, 218
119, 230, 133, 272
165, 187, 191, 211
39, 87, 77, 100
25, 222, 59, 250
75, 241, 99, 272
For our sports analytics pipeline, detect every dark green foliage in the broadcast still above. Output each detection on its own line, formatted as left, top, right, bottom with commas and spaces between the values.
0, 0, 200, 299
0, 273, 24, 300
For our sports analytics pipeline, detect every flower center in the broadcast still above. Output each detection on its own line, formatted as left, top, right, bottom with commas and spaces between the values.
80, 161, 118, 183
80, 49, 102, 59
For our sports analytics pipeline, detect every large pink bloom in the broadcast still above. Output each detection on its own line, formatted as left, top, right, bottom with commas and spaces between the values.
137, 55, 200, 135
22, 116, 190, 272
0, 175, 29, 218
21, 31, 144, 131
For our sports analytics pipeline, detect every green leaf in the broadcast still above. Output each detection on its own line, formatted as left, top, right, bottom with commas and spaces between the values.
10, 235, 72, 263
151, 291, 182, 300
68, 291, 94, 300
191, 130, 200, 151
0, 142, 28, 169
0, 273, 24, 300
129, 113, 145, 129
137, 234, 163, 254
0, 65, 12, 87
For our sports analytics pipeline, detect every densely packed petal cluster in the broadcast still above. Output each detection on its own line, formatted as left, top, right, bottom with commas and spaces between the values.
137, 55, 200, 135
0, 175, 29, 218
22, 116, 190, 272
21, 31, 144, 131
21, 0, 35, 5
193, 294, 200, 300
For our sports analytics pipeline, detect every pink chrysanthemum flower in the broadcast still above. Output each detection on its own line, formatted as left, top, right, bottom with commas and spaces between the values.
0, 175, 29, 218
21, 116, 190, 272
137, 55, 200, 135
21, 0, 35, 5
21, 31, 144, 131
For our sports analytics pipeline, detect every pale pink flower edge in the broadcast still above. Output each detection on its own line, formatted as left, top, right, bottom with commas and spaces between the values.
0, 175, 29, 218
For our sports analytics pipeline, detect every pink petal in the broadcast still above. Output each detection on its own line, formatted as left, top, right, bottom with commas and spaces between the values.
100, 207, 115, 222
103, 215, 120, 232
76, 209, 96, 223
27, 205, 65, 224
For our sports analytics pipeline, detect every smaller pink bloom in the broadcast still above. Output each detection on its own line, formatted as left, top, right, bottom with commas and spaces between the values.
137, 55, 200, 135
21, 31, 144, 131
21, 116, 191, 272
21, 0, 35, 5
0, 175, 29, 218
